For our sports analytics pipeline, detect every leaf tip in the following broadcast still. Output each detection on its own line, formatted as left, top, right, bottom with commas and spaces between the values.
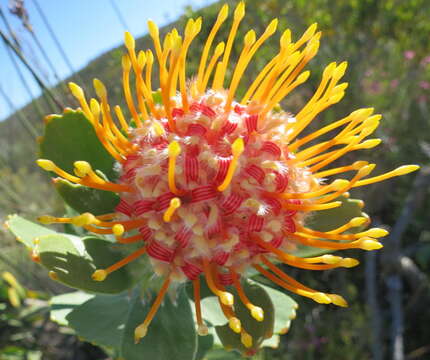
63, 107, 75, 114
278, 326, 289, 335
49, 271, 59, 281
288, 309, 297, 319
44, 114, 59, 124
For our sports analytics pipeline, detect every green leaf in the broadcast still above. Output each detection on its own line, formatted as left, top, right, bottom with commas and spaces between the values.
305, 195, 366, 232
51, 287, 200, 357
50, 291, 94, 326
54, 178, 119, 215
121, 288, 197, 360
255, 282, 297, 335
203, 348, 243, 360
296, 195, 368, 257
214, 280, 274, 357
5, 214, 56, 249
39, 110, 120, 215
39, 110, 116, 180
290, 245, 331, 258
66, 292, 131, 349
200, 278, 296, 354
261, 334, 280, 349
200, 296, 227, 327
195, 333, 215, 360
185, 274, 213, 301
38, 235, 132, 294
6, 216, 134, 294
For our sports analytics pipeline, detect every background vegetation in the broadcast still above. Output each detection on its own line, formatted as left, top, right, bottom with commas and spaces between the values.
1, 0, 429, 359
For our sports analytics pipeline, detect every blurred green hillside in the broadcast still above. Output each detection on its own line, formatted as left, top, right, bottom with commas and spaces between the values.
1, 0, 430, 359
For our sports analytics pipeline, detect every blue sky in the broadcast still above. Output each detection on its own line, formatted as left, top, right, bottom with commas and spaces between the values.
0, 0, 215, 120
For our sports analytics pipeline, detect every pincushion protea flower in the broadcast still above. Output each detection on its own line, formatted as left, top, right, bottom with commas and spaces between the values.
36, 2, 418, 350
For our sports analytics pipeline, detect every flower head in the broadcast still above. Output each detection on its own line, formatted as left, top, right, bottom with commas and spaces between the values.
36, 2, 419, 352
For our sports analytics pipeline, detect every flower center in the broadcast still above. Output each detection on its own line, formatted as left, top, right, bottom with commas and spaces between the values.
116, 91, 314, 282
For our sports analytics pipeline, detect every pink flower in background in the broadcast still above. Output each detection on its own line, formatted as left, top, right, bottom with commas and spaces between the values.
404, 50, 415, 60
419, 81, 430, 90
390, 79, 399, 89
370, 81, 381, 94
421, 55, 430, 66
